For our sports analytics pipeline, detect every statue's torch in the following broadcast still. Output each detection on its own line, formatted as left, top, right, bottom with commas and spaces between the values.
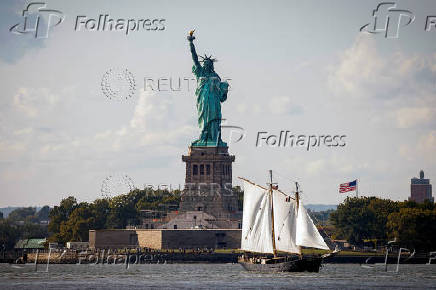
188, 29, 195, 41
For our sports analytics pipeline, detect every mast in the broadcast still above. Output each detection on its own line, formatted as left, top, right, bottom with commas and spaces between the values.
269, 170, 277, 258
295, 182, 299, 210
295, 182, 302, 256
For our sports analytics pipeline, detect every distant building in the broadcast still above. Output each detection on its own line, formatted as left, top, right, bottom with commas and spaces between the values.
331, 240, 351, 250
409, 170, 433, 203
66, 242, 89, 250
48, 242, 59, 249
14, 238, 46, 250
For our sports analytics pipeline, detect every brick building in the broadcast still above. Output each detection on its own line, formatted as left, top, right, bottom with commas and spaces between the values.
409, 170, 433, 203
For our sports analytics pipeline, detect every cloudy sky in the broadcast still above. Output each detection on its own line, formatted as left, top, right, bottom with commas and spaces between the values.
0, 0, 435, 206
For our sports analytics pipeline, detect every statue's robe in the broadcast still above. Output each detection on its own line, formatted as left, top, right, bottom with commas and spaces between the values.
191, 64, 229, 146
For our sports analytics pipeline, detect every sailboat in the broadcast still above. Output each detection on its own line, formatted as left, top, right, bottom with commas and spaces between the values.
238, 171, 336, 272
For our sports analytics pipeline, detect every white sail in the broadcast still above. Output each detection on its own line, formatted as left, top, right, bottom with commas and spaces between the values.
296, 201, 330, 250
241, 180, 274, 253
272, 190, 300, 253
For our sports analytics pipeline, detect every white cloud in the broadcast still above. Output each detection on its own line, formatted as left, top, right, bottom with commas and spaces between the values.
395, 107, 434, 128
305, 159, 325, 175
418, 130, 436, 156
12, 87, 59, 118
328, 34, 436, 129
130, 90, 155, 130
267, 96, 303, 115
328, 35, 384, 98
0, 140, 26, 155
398, 131, 436, 162
13, 127, 33, 135
235, 95, 303, 116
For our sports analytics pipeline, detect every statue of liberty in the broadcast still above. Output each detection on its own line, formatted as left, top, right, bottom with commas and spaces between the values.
187, 30, 229, 147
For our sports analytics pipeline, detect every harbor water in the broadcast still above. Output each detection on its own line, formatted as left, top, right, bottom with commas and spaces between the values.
0, 263, 435, 289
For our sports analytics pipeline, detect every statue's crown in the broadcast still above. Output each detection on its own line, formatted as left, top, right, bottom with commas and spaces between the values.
199, 54, 217, 63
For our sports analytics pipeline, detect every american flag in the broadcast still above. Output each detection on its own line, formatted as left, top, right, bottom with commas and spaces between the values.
339, 180, 357, 193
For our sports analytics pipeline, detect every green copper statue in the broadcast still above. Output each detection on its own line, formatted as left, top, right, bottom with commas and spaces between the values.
187, 30, 229, 147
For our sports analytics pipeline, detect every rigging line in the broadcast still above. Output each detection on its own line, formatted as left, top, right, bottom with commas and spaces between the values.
276, 209, 293, 240
271, 170, 298, 185
237, 177, 268, 191
307, 210, 337, 248
274, 188, 296, 199
237, 176, 294, 199
271, 170, 304, 198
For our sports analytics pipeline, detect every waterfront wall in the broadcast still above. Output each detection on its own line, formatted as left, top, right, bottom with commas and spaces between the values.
89, 229, 241, 250
160, 229, 241, 249
89, 229, 137, 249
137, 230, 162, 249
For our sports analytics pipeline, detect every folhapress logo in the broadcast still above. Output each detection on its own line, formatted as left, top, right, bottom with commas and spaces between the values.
10, 2, 64, 39
360, 2, 414, 39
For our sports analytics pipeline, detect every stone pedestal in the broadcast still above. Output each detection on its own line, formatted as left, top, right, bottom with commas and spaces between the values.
180, 146, 237, 219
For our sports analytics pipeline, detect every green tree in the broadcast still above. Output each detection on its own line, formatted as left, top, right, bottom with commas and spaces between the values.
19, 222, 48, 239
106, 193, 139, 229
366, 197, 399, 240
309, 209, 334, 226
0, 220, 19, 250
8, 207, 37, 222
329, 197, 398, 245
91, 198, 110, 230
62, 203, 94, 242
36, 206, 51, 221
233, 186, 244, 211
47, 188, 183, 242
48, 196, 78, 243
387, 207, 436, 250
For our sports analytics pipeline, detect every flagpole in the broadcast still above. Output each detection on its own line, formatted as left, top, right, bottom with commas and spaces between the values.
356, 178, 359, 198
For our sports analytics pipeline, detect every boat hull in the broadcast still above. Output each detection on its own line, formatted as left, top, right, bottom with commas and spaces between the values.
239, 256, 322, 273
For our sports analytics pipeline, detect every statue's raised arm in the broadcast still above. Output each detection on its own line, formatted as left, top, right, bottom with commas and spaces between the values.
187, 30, 201, 69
